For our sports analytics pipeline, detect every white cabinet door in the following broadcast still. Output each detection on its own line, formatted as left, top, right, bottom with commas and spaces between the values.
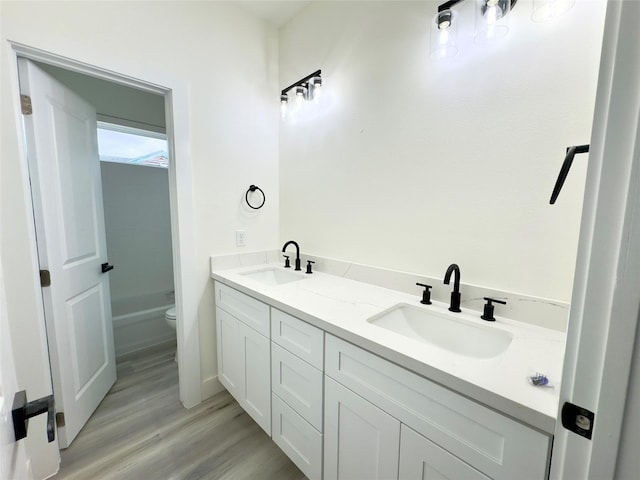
216, 307, 242, 399
326, 334, 551, 480
324, 376, 400, 480
272, 393, 323, 480
399, 425, 490, 480
216, 306, 271, 435
240, 322, 271, 435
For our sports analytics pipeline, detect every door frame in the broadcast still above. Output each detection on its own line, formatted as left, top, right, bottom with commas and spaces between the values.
7, 41, 202, 410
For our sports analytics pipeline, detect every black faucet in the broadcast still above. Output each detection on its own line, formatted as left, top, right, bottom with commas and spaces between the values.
282, 240, 301, 271
444, 263, 461, 312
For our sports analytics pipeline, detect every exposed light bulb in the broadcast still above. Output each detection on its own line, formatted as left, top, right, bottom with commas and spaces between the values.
475, 0, 510, 43
484, 0, 503, 24
486, 7, 499, 24
430, 9, 458, 60
439, 28, 450, 45
437, 10, 453, 30
295, 85, 308, 105
309, 76, 323, 102
313, 86, 322, 103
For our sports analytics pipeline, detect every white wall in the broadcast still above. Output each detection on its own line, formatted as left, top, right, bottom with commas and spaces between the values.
101, 162, 174, 304
279, 0, 606, 311
0, 255, 33, 480
1, 2, 278, 475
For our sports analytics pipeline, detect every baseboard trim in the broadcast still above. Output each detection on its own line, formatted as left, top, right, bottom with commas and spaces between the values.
202, 375, 225, 400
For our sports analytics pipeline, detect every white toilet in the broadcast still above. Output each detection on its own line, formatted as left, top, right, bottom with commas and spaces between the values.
165, 306, 177, 362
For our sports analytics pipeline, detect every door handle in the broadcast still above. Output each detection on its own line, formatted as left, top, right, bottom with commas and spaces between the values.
101, 262, 114, 273
12, 390, 55, 443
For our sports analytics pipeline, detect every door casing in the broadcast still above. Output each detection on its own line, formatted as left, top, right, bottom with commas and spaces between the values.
8, 41, 202, 414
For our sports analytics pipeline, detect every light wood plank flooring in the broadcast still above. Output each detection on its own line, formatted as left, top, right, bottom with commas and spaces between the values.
53, 342, 306, 480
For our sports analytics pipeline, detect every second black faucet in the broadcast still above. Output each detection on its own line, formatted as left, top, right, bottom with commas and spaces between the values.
282, 240, 302, 271
444, 263, 462, 312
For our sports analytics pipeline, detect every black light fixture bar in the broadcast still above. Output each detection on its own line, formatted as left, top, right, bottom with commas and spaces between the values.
281, 69, 322, 96
437, 0, 464, 13
437, 0, 518, 13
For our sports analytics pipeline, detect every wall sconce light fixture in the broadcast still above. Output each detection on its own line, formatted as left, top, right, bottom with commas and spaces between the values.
430, 0, 518, 59
475, 0, 513, 43
431, 6, 459, 59
280, 69, 322, 116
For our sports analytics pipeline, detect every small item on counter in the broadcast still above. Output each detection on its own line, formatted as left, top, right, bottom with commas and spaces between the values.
528, 372, 553, 388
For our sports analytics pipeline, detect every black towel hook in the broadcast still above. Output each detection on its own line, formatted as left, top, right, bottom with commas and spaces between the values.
245, 185, 266, 210
550, 144, 590, 205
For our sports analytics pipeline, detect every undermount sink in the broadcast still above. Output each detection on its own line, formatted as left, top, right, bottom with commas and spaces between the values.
239, 267, 307, 286
367, 304, 513, 359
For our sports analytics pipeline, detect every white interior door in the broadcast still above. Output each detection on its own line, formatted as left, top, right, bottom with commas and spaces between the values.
17, 58, 116, 449
550, 3, 640, 478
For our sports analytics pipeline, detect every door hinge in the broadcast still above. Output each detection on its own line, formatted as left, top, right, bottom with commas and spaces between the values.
561, 402, 595, 440
56, 412, 65, 428
40, 269, 51, 287
21, 95, 32, 115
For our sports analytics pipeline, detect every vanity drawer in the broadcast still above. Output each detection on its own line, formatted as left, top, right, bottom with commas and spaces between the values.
272, 393, 323, 480
214, 282, 270, 337
271, 308, 324, 369
272, 342, 323, 431
325, 335, 551, 480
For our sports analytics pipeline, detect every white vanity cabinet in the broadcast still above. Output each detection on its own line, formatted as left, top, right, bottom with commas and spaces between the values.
324, 334, 552, 480
214, 282, 271, 435
324, 374, 492, 480
270, 309, 324, 480
213, 280, 554, 480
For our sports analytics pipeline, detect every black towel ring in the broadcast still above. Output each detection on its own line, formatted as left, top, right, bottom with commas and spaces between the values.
245, 185, 266, 210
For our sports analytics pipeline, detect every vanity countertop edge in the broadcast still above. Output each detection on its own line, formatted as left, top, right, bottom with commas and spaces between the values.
211, 263, 565, 435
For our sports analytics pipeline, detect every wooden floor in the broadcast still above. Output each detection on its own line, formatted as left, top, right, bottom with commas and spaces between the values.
53, 342, 306, 480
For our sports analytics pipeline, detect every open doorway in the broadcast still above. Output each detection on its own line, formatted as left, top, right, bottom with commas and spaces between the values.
20, 58, 178, 449
36, 63, 178, 361
9, 41, 202, 470
97, 122, 177, 358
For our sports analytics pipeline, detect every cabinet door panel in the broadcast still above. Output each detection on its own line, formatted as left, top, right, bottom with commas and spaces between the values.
216, 307, 242, 400
240, 322, 271, 435
399, 425, 490, 480
272, 393, 323, 480
324, 377, 399, 480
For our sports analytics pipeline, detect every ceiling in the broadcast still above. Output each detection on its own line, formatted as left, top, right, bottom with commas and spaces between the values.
236, 0, 312, 27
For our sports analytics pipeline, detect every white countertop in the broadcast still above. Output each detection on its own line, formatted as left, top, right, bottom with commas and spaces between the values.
211, 263, 565, 434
